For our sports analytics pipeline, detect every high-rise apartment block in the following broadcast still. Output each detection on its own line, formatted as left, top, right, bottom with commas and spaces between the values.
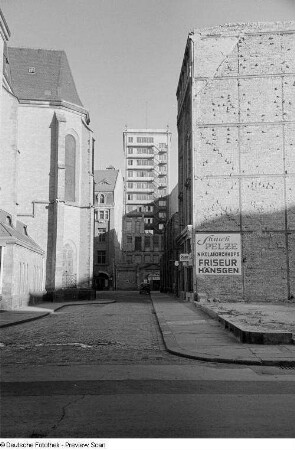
120, 128, 171, 290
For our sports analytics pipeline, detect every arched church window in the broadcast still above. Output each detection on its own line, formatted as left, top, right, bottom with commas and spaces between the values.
65, 135, 76, 202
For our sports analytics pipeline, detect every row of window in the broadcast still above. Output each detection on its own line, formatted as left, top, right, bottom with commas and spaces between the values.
125, 205, 154, 214
127, 170, 152, 178
130, 234, 161, 250
127, 159, 153, 166
128, 137, 154, 143
126, 211, 166, 219
127, 160, 168, 170
127, 182, 151, 189
125, 202, 166, 213
127, 168, 167, 177
125, 254, 160, 264
125, 221, 165, 231
127, 193, 153, 201
97, 250, 161, 265
128, 147, 154, 154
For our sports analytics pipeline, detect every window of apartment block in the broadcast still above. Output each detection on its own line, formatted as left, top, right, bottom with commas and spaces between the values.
135, 221, 141, 233
97, 250, 106, 264
126, 254, 133, 263
126, 235, 132, 244
158, 223, 164, 230
136, 194, 151, 201
65, 134, 76, 202
100, 210, 109, 220
159, 154, 167, 162
98, 228, 106, 242
128, 137, 133, 143
137, 147, 153, 155
153, 255, 159, 263
128, 160, 133, 166
154, 234, 160, 250
145, 229, 154, 235
135, 236, 142, 251
137, 171, 149, 177
144, 235, 151, 250
99, 194, 105, 204
159, 143, 167, 149
125, 221, 132, 231
127, 194, 133, 201
137, 137, 154, 143
159, 200, 166, 207
144, 218, 153, 224
128, 170, 133, 177
128, 182, 133, 188
159, 165, 167, 173
128, 147, 133, 154
144, 254, 151, 263
137, 159, 150, 166
159, 212, 166, 219
134, 255, 141, 264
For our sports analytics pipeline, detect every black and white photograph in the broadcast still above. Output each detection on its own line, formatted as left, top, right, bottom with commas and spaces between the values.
0, 0, 295, 448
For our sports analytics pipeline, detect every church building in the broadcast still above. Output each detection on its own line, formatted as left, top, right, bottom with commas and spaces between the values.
0, 9, 94, 309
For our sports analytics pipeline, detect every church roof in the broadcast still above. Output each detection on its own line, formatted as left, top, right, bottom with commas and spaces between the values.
94, 169, 119, 192
7, 47, 83, 106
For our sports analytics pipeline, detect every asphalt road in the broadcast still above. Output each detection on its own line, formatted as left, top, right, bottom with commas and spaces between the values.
1, 291, 295, 438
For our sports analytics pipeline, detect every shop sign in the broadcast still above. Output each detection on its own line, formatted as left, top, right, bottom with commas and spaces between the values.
148, 271, 160, 280
195, 233, 242, 275
179, 253, 192, 262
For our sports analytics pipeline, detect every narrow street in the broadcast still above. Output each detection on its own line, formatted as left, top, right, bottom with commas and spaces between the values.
1, 291, 295, 438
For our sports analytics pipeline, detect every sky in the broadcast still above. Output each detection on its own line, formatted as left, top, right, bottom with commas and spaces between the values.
1, 0, 295, 188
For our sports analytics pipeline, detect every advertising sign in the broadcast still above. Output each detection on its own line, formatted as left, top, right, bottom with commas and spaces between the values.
195, 233, 242, 275
179, 253, 192, 262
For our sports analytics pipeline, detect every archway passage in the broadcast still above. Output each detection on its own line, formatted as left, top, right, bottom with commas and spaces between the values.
95, 272, 110, 290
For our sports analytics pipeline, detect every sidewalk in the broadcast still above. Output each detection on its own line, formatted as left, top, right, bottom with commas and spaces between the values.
0, 299, 115, 328
151, 292, 295, 367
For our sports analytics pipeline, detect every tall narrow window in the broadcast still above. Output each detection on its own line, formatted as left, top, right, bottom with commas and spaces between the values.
65, 135, 76, 202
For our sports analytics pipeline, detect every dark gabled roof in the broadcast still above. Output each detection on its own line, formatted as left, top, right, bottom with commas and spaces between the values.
94, 169, 119, 192
0, 210, 44, 254
0, 221, 44, 254
7, 47, 83, 106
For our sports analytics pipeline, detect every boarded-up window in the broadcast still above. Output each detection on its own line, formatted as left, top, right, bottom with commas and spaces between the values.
65, 135, 76, 201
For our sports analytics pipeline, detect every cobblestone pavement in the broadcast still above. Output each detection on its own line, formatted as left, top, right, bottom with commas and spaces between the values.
0, 292, 199, 366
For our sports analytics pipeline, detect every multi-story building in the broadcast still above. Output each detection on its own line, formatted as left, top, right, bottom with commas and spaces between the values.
119, 128, 171, 290
93, 167, 124, 290
160, 184, 180, 294
0, 8, 94, 308
177, 22, 295, 303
